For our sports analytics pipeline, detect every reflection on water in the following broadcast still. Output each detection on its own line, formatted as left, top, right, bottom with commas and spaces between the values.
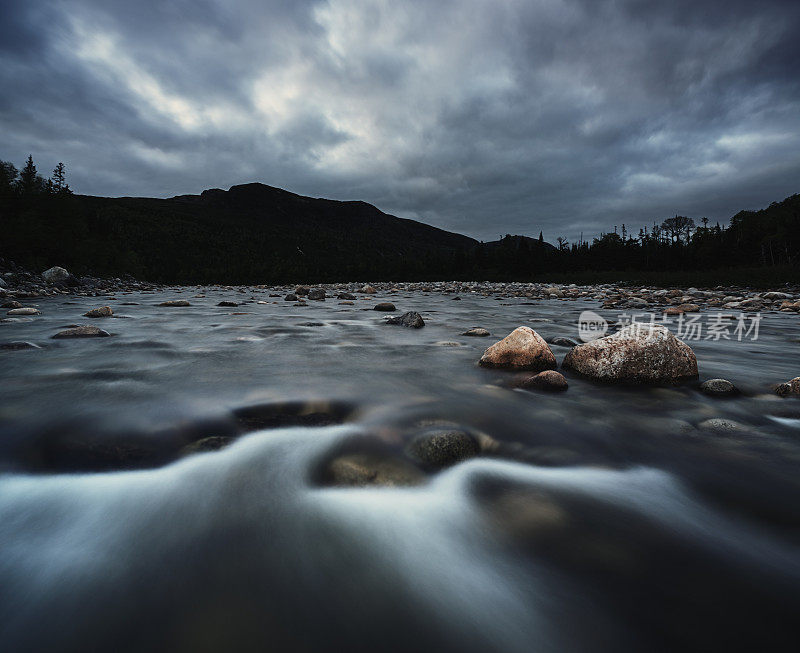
1, 288, 799, 651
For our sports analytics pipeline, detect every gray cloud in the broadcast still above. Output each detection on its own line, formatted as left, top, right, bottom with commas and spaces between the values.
1, 0, 798, 242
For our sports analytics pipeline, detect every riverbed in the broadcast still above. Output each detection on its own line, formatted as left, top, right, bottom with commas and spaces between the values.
1, 285, 799, 651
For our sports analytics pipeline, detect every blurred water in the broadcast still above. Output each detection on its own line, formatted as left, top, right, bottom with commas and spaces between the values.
1, 287, 799, 651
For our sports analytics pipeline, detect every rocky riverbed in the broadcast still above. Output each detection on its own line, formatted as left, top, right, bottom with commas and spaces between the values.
1, 262, 799, 652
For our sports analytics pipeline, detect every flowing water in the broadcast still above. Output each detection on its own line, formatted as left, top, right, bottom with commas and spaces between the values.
1, 287, 799, 651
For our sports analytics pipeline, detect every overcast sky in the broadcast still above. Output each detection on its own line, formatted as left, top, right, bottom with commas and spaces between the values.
1, 0, 799, 242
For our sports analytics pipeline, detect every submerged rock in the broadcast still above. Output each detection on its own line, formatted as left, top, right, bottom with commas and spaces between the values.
517, 370, 568, 392
284, 294, 298, 301
83, 306, 113, 317
0, 341, 42, 350
159, 300, 191, 307
52, 325, 111, 339
180, 436, 233, 456
2, 300, 22, 309
406, 429, 480, 468
700, 378, 738, 396
217, 301, 239, 307
386, 311, 424, 328
326, 453, 425, 487
775, 377, 800, 397
462, 327, 490, 337
373, 302, 396, 311
697, 418, 749, 434
548, 336, 577, 347
478, 327, 556, 372
562, 324, 697, 384
7, 307, 40, 316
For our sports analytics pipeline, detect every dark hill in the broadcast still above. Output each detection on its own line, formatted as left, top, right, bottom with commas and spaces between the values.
0, 183, 489, 283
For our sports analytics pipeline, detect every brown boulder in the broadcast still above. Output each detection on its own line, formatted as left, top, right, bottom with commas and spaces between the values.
478, 327, 557, 372
562, 324, 697, 384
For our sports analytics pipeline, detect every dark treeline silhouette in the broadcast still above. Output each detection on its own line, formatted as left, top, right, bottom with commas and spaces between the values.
1, 155, 73, 197
0, 155, 797, 284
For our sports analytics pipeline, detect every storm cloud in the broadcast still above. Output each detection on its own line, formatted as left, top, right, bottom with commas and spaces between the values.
1, 0, 799, 241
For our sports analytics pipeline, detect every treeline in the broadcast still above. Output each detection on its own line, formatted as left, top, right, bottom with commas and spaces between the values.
0, 156, 797, 284
1, 155, 73, 197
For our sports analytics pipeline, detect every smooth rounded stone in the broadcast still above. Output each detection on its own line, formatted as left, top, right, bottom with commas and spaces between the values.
0, 341, 42, 350
663, 306, 684, 316
452, 296, 461, 301
562, 324, 698, 384
763, 291, 791, 300
359, 285, 377, 294
478, 327, 557, 372
159, 300, 191, 307
338, 292, 356, 300
678, 303, 701, 312
385, 311, 425, 328
42, 266, 70, 283
700, 378, 738, 396
326, 453, 426, 487
548, 336, 577, 347
180, 436, 233, 456
1, 300, 22, 309
295, 286, 310, 296
293, 302, 308, 307
462, 327, 490, 337
52, 325, 111, 339
406, 429, 480, 468
217, 300, 239, 307
373, 302, 396, 311
307, 288, 326, 300
284, 294, 298, 301
775, 377, 800, 397
517, 370, 568, 392
7, 307, 40, 316
483, 489, 568, 542
83, 306, 113, 317
697, 418, 749, 434
626, 297, 648, 308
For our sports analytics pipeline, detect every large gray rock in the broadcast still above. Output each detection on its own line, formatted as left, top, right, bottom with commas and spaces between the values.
386, 311, 424, 328
478, 327, 556, 372
562, 324, 698, 384
52, 325, 111, 339
42, 266, 70, 283
308, 288, 326, 300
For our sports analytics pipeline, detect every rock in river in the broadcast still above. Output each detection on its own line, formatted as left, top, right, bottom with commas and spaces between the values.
406, 429, 480, 468
462, 327, 490, 337
159, 300, 191, 307
562, 323, 698, 384
217, 301, 239, 307
775, 377, 800, 397
478, 327, 557, 372
52, 325, 111, 339
308, 288, 326, 300
7, 307, 40, 316
386, 311, 424, 328
42, 266, 70, 283
373, 302, 396, 311
700, 378, 738, 396
517, 370, 568, 391
83, 306, 113, 317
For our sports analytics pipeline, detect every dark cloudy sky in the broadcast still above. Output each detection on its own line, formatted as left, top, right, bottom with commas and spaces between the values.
1, 0, 799, 242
